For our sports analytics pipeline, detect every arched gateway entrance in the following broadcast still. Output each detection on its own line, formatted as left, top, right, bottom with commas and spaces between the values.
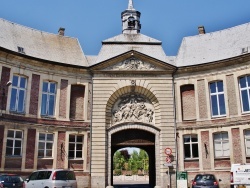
105, 85, 162, 187
108, 124, 160, 187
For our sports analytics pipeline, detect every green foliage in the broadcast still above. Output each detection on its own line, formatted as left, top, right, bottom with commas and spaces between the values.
113, 148, 149, 175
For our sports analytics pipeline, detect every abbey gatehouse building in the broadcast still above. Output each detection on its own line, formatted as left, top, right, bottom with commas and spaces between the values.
0, 0, 250, 187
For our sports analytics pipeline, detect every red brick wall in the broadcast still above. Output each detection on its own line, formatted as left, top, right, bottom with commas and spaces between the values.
184, 160, 199, 169
5, 158, 22, 169
226, 74, 238, 116
0, 66, 11, 110
197, 79, 208, 119
56, 131, 66, 169
181, 84, 196, 120
214, 159, 231, 168
69, 160, 83, 170
231, 128, 243, 163
0, 125, 4, 168
25, 129, 36, 169
37, 159, 53, 169
70, 85, 85, 120
201, 131, 211, 170
29, 74, 40, 115
59, 79, 68, 119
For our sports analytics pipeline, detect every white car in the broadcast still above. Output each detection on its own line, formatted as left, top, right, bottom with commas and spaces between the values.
25, 169, 77, 188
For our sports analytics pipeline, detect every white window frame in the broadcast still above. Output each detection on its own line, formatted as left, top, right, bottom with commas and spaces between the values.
6, 130, 23, 156
239, 75, 250, 113
41, 81, 57, 117
209, 81, 226, 117
213, 132, 229, 158
68, 135, 84, 159
183, 134, 199, 159
244, 130, 250, 156
9, 75, 27, 113
38, 133, 54, 158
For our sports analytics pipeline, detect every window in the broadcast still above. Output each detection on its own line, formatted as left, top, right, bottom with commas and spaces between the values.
6, 130, 23, 156
41, 81, 57, 116
214, 132, 229, 158
128, 16, 135, 28
210, 81, 226, 117
10, 75, 27, 113
183, 134, 199, 159
38, 133, 54, 158
244, 130, 250, 156
239, 75, 250, 112
68, 135, 83, 159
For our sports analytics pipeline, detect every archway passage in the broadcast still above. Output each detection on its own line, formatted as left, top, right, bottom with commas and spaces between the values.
111, 128, 156, 187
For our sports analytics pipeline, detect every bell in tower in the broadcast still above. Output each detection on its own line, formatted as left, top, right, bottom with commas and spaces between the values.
121, 0, 141, 34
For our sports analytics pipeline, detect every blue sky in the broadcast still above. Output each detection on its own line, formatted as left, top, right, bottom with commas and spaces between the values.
1, 0, 250, 56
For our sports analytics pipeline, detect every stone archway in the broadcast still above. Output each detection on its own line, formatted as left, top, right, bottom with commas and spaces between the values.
107, 124, 160, 187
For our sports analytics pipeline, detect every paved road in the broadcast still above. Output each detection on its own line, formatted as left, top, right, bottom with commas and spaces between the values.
113, 184, 151, 188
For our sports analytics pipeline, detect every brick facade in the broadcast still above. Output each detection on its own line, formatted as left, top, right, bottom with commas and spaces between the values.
59, 79, 68, 119
25, 129, 36, 169
0, 66, 10, 110
70, 85, 85, 120
56, 131, 66, 169
181, 84, 196, 120
197, 79, 208, 119
29, 74, 40, 115
201, 131, 211, 170
231, 128, 243, 164
226, 74, 238, 116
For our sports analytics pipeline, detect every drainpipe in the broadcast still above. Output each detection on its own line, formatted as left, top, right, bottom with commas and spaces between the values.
172, 67, 178, 188
89, 79, 93, 188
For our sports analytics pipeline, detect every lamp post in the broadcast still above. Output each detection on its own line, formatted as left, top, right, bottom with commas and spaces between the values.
0, 81, 12, 116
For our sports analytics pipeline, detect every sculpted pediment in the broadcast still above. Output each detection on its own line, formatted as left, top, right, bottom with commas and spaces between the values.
112, 93, 155, 126
103, 57, 165, 71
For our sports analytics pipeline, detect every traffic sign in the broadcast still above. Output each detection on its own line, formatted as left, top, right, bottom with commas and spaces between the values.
163, 163, 173, 167
165, 147, 172, 155
166, 155, 172, 163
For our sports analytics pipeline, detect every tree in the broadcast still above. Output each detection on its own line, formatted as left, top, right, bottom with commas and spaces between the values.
113, 148, 149, 175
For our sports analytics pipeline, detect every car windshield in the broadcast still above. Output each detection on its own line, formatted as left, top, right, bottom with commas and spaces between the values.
195, 174, 215, 181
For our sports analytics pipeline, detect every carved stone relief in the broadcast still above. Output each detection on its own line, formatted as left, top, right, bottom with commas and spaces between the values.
105, 58, 159, 71
112, 93, 154, 125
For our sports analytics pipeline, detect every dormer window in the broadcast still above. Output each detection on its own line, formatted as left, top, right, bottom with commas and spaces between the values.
128, 16, 135, 28
17, 46, 25, 54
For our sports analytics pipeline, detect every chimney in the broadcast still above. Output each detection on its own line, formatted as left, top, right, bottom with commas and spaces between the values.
58, 27, 65, 36
198, 26, 205, 34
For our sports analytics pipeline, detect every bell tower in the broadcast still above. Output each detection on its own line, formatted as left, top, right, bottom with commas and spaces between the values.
121, 0, 141, 34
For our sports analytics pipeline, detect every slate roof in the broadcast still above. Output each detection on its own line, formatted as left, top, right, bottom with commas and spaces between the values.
175, 22, 250, 67
0, 18, 88, 67
95, 33, 174, 65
